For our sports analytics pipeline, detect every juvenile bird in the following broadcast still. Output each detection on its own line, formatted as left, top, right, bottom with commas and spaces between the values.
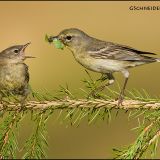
48, 28, 160, 105
0, 43, 34, 105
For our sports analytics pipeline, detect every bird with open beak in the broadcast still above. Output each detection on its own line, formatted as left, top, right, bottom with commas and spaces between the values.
0, 43, 35, 105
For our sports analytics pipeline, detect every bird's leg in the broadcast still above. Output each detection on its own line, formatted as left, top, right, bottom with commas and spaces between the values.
117, 70, 129, 106
88, 73, 115, 98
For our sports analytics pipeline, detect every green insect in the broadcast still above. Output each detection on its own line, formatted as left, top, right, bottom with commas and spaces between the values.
45, 34, 64, 50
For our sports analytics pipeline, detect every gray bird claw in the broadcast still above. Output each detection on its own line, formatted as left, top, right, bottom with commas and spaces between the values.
117, 96, 124, 106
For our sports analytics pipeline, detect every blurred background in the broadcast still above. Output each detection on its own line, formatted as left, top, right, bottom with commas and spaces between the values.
0, 1, 160, 158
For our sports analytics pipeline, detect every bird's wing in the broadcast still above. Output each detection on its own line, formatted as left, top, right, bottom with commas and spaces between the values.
88, 42, 156, 62
24, 63, 29, 83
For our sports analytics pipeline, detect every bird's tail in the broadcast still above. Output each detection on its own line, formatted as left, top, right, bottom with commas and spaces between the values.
156, 58, 160, 62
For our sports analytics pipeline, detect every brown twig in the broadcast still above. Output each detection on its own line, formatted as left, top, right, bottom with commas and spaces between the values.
133, 117, 160, 159
0, 110, 21, 158
135, 129, 160, 159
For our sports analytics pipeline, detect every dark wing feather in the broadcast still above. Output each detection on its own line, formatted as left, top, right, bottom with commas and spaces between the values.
24, 63, 29, 83
115, 45, 156, 55
88, 42, 157, 62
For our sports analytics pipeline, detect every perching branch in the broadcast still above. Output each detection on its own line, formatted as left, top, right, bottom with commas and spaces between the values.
1, 99, 160, 111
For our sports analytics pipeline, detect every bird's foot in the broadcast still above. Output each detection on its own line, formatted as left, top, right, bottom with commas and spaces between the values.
20, 100, 26, 108
18, 97, 27, 112
116, 95, 124, 106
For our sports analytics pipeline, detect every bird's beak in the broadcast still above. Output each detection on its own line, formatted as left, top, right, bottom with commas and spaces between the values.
22, 42, 31, 51
47, 36, 58, 43
25, 56, 36, 59
21, 42, 36, 59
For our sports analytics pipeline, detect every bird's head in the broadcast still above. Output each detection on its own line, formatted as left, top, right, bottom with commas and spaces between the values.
0, 43, 35, 64
47, 28, 91, 52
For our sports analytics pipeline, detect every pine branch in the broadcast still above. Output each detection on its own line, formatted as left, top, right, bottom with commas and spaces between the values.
0, 110, 23, 158
0, 99, 159, 111
133, 117, 160, 159
22, 111, 49, 159
0, 72, 159, 159
113, 110, 160, 159
135, 130, 160, 159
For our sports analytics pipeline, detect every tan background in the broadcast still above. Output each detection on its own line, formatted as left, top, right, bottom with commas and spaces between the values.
0, 1, 160, 158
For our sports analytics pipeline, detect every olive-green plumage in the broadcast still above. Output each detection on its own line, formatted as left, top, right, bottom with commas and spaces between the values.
0, 43, 32, 104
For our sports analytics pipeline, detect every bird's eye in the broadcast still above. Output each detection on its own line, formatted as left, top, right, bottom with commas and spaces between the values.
66, 35, 72, 41
14, 49, 19, 54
